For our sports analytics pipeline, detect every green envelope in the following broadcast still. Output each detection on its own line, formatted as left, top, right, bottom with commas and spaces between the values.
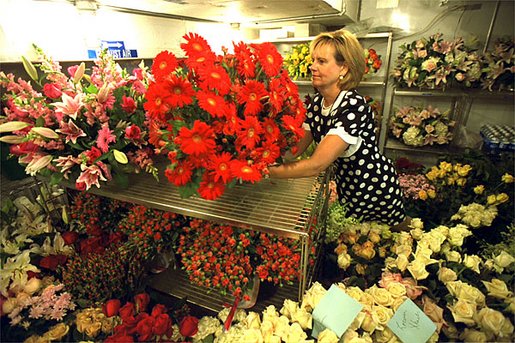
387, 298, 437, 343
311, 284, 363, 339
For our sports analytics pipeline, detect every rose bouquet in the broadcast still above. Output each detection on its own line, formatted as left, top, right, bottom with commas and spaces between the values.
0, 45, 158, 191
389, 104, 455, 146
364, 48, 382, 75
283, 42, 312, 80
144, 32, 307, 200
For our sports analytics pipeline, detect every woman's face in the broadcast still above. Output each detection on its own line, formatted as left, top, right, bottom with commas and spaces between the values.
310, 43, 345, 91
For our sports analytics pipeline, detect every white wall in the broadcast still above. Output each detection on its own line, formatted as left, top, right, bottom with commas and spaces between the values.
0, 0, 244, 61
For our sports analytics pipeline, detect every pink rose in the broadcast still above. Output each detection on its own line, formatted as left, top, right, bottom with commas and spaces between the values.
121, 95, 137, 114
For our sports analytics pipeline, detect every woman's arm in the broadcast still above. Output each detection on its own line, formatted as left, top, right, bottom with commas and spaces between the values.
269, 134, 349, 179
283, 129, 314, 161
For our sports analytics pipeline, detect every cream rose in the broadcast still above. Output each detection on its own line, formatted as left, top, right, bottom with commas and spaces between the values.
475, 307, 507, 335
395, 254, 410, 272
317, 329, 339, 343
2, 297, 17, 315
446, 281, 485, 306
262, 305, 280, 325
373, 328, 400, 343
245, 311, 262, 329
422, 296, 445, 332
348, 311, 366, 331
359, 293, 375, 308
441, 323, 460, 340
448, 225, 472, 247
445, 250, 462, 263
345, 286, 365, 302
407, 259, 430, 280
280, 299, 298, 320
460, 328, 488, 343
482, 278, 512, 299
386, 282, 407, 299
410, 228, 424, 240
301, 282, 326, 311
259, 319, 275, 341
447, 299, 476, 325
274, 315, 290, 341
395, 244, 412, 256
373, 305, 394, 327
500, 318, 515, 339
463, 254, 481, 273
360, 310, 379, 333
23, 277, 42, 295
438, 266, 457, 283
367, 285, 394, 307
337, 252, 352, 270
240, 328, 263, 343
391, 296, 408, 311
494, 250, 515, 269
42, 323, 70, 341
291, 308, 312, 330
409, 218, 424, 230
284, 322, 307, 343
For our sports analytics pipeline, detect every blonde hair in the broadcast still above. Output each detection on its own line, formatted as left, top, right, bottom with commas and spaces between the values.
310, 29, 365, 90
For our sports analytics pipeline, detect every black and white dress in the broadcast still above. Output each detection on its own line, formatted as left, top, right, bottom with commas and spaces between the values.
305, 89, 406, 226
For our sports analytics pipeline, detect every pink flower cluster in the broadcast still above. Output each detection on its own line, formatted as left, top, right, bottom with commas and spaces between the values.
398, 173, 436, 200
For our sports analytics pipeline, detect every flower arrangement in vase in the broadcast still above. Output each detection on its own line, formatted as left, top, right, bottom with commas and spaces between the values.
392, 33, 481, 89
480, 37, 515, 91
0, 45, 158, 190
283, 42, 312, 80
144, 33, 307, 200
389, 105, 455, 146
364, 48, 382, 75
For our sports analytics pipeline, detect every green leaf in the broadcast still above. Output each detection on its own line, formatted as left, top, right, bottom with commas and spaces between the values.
50, 172, 63, 185
35, 116, 45, 128
113, 173, 129, 189
178, 183, 198, 198
21, 55, 38, 82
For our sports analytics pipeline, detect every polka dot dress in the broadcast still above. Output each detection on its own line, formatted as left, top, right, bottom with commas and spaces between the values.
305, 89, 406, 226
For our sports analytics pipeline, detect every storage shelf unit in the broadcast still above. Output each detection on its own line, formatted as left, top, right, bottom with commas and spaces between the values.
53, 169, 331, 311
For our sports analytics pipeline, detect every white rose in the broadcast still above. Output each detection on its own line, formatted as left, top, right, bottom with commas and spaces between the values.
447, 299, 476, 325
445, 251, 462, 263
460, 328, 488, 343
23, 277, 42, 295
373, 305, 394, 326
345, 286, 365, 302
448, 224, 472, 247
386, 282, 407, 299
274, 315, 290, 341
259, 319, 275, 341
463, 254, 481, 273
374, 328, 400, 343
407, 259, 430, 280
366, 285, 394, 307
2, 297, 18, 315
301, 282, 326, 311
482, 278, 512, 299
475, 307, 508, 336
262, 305, 279, 325
360, 311, 379, 333
341, 330, 359, 343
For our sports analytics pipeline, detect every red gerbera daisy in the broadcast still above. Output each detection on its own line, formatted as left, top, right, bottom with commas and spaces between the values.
267, 78, 285, 115
144, 82, 171, 121
198, 65, 231, 96
230, 160, 262, 183
177, 120, 216, 156
198, 173, 225, 200
252, 42, 283, 78
148, 121, 166, 149
252, 142, 280, 165
164, 161, 193, 186
197, 90, 228, 118
164, 75, 195, 108
262, 118, 280, 142
237, 80, 267, 116
281, 115, 305, 139
222, 104, 238, 136
210, 152, 233, 183
233, 42, 256, 78
181, 32, 212, 57
151, 50, 178, 81
236, 116, 262, 150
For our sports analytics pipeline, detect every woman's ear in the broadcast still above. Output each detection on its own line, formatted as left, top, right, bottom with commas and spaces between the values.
340, 64, 349, 76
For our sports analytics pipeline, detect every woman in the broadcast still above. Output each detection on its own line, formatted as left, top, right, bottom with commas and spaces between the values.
268, 29, 409, 228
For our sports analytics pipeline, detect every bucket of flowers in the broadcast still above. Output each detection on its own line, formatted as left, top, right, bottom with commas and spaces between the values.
0, 45, 158, 190
144, 33, 307, 200
283, 42, 312, 80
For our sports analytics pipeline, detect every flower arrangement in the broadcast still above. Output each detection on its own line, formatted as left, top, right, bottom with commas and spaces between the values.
144, 33, 307, 200
118, 205, 186, 261
392, 33, 480, 89
0, 45, 158, 191
364, 48, 382, 75
398, 173, 436, 201
283, 42, 312, 80
389, 105, 455, 146
480, 37, 515, 91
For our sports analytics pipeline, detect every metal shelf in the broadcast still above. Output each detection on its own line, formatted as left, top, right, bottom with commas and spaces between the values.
393, 88, 465, 97
384, 139, 463, 155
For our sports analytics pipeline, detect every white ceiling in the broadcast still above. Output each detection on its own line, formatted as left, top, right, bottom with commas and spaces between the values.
94, 0, 358, 26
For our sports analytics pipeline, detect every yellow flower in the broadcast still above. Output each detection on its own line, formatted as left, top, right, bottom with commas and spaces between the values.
456, 177, 467, 187
418, 190, 428, 200
42, 323, 69, 341
487, 194, 497, 205
425, 169, 438, 181
501, 173, 514, 183
473, 185, 485, 194
496, 193, 509, 204
427, 189, 436, 198
456, 164, 472, 177
439, 161, 453, 172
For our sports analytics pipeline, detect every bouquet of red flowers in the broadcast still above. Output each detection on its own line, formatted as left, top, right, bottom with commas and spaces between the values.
144, 32, 307, 200
364, 48, 382, 74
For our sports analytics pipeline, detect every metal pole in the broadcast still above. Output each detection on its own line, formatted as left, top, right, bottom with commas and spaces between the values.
483, 0, 500, 54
